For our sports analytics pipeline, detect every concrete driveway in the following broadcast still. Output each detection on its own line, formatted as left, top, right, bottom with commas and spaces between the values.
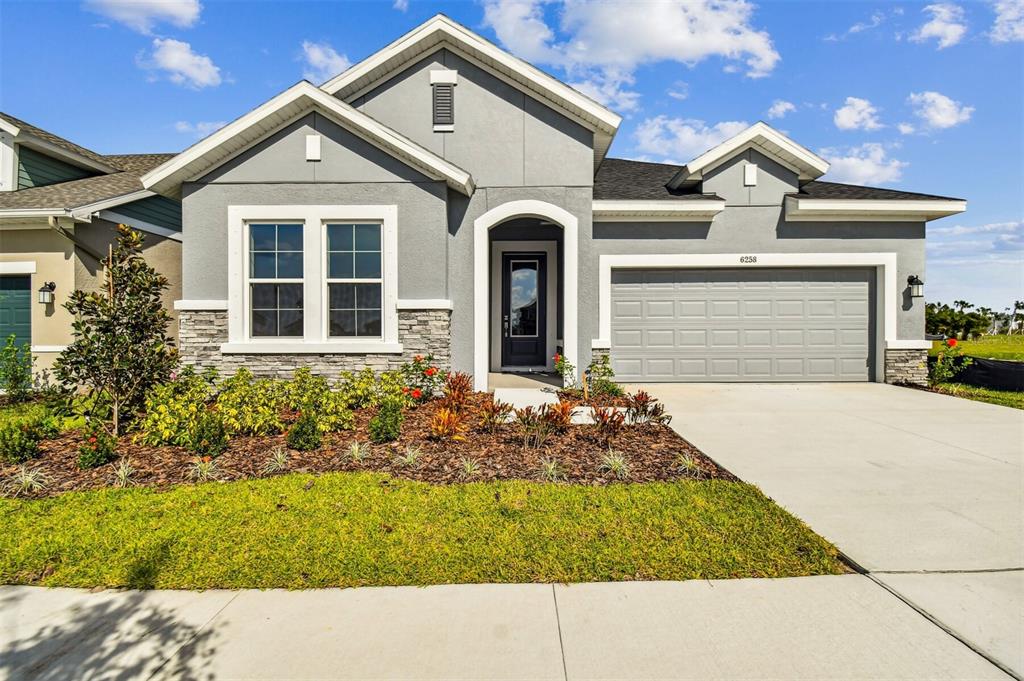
634, 382, 1024, 677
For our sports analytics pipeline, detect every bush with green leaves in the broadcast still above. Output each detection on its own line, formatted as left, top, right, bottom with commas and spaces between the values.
216, 368, 285, 435
0, 335, 34, 403
138, 367, 216, 447
929, 338, 973, 386
400, 354, 446, 402
189, 409, 229, 456
286, 411, 322, 451
0, 420, 43, 464
369, 399, 403, 443
78, 424, 117, 469
337, 368, 377, 409
53, 225, 177, 435
587, 355, 623, 397
285, 368, 353, 433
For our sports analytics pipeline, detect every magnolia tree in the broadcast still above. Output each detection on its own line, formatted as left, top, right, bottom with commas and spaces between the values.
54, 225, 177, 435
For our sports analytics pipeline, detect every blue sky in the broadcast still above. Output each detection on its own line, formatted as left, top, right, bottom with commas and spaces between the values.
2, 0, 1021, 311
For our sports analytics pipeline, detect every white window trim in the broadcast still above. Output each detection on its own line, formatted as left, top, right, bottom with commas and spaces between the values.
226, 205, 399, 354
595, 252, 901, 383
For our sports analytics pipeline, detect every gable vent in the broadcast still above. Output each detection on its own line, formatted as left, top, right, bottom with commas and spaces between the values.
433, 84, 454, 127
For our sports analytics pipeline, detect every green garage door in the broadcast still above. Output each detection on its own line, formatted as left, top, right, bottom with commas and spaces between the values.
610, 267, 875, 382
0, 276, 32, 348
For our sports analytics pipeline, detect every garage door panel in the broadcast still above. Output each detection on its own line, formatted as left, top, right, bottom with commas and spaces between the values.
610, 267, 873, 382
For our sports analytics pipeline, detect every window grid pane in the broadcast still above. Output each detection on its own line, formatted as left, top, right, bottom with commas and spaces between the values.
249, 223, 303, 338
327, 223, 381, 281
328, 282, 381, 338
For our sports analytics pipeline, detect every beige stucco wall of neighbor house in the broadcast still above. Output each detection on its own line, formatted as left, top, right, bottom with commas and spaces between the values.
0, 224, 77, 372
73, 218, 183, 343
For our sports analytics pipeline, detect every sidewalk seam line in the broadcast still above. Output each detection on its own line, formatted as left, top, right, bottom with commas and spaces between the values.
551, 584, 569, 681
842, 410, 1013, 465
874, 567, 1023, 575
863, 572, 1022, 680
146, 591, 240, 680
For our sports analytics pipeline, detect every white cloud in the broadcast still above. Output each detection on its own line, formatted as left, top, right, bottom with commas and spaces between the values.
174, 120, 226, 138
930, 220, 1020, 236
992, 0, 1024, 42
84, 0, 200, 34
393, 0, 409, 11
300, 40, 351, 84
897, 122, 916, 135
141, 38, 221, 88
833, 96, 883, 130
766, 99, 796, 119
908, 91, 973, 130
667, 81, 689, 101
482, 0, 779, 111
820, 143, 908, 185
633, 117, 749, 164
911, 3, 967, 49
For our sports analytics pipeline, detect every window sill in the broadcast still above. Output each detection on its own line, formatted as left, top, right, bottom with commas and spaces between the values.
433, 124, 455, 133
220, 341, 404, 355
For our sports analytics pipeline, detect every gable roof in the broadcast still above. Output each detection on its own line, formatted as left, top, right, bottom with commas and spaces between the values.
668, 122, 829, 188
789, 180, 963, 202
142, 81, 475, 198
0, 111, 119, 174
321, 14, 621, 169
0, 154, 173, 217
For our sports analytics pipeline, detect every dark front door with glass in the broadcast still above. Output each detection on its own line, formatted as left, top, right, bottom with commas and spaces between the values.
501, 253, 546, 367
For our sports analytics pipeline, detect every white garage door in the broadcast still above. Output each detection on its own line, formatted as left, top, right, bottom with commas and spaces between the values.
610, 267, 874, 382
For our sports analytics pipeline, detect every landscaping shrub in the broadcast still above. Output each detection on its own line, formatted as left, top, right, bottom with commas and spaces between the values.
401, 354, 446, 402
6, 465, 46, 497
77, 424, 117, 470
553, 353, 576, 387
429, 408, 467, 441
337, 368, 378, 408
138, 367, 215, 447
515, 406, 553, 449
377, 371, 410, 407
53, 225, 178, 435
0, 420, 43, 464
0, 335, 34, 403
592, 406, 626, 446
441, 372, 473, 411
542, 400, 575, 432
286, 411, 322, 451
369, 399, 403, 444
285, 368, 354, 433
930, 338, 972, 386
216, 369, 285, 435
189, 409, 229, 456
587, 355, 623, 397
476, 395, 513, 433
624, 390, 671, 426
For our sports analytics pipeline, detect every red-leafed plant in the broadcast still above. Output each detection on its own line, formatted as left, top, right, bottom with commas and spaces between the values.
592, 406, 626, 446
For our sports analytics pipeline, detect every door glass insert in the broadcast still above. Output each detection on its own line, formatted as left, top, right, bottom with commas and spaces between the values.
509, 260, 539, 337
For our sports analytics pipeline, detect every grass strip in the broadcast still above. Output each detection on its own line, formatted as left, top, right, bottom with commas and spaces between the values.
0, 472, 843, 589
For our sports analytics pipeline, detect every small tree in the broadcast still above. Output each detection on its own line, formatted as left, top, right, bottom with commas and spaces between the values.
0, 335, 34, 403
54, 225, 177, 435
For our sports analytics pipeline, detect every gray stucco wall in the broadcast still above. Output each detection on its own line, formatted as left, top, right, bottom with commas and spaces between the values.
181, 111, 448, 301
353, 49, 595, 189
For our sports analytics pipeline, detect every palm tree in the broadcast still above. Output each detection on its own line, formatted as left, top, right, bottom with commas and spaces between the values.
977, 307, 994, 334
953, 300, 973, 313
1011, 300, 1024, 334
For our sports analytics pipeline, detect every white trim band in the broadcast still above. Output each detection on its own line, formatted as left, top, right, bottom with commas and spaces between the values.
785, 197, 966, 222
31, 345, 67, 353
396, 298, 453, 310
0, 261, 37, 274
592, 199, 725, 222
175, 299, 229, 311
220, 341, 403, 355
886, 340, 932, 350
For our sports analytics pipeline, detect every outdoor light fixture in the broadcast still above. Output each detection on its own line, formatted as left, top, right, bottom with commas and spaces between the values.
37, 282, 56, 305
907, 275, 924, 298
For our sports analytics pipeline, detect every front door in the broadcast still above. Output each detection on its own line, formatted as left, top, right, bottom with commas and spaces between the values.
0, 276, 32, 349
501, 253, 546, 367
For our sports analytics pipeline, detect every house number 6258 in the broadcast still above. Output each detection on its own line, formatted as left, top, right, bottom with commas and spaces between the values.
739, 255, 757, 263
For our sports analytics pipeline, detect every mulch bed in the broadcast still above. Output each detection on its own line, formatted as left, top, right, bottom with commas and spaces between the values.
554, 389, 629, 407
2, 393, 732, 499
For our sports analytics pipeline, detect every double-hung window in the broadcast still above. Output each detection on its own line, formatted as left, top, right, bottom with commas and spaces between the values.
228, 205, 398, 353
248, 223, 304, 337
326, 223, 382, 338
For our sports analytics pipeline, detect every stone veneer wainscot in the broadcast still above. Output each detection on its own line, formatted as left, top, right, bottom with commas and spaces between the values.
883, 348, 929, 387
177, 309, 451, 380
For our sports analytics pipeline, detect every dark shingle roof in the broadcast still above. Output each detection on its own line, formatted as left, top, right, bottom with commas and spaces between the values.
791, 181, 963, 202
0, 112, 117, 171
104, 153, 176, 173
594, 158, 717, 201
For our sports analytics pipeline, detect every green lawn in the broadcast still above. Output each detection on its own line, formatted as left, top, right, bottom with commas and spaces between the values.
930, 335, 1024, 361
0, 472, 844, 589
931, 383, 1024, 410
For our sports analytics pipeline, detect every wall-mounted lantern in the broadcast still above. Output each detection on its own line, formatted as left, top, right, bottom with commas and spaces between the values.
907, 275, 924, 298
38, 282, 56, 305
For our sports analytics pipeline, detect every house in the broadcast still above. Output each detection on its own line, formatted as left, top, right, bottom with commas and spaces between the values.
141, 14, 965, 389
0, 113, 182, 372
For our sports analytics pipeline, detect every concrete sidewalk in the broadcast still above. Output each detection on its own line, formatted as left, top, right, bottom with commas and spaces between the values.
1, 576, 1011, 680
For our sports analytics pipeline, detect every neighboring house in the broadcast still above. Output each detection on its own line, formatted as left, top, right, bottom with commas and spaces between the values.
0, 113, 182, 372
141, 15, 965, 389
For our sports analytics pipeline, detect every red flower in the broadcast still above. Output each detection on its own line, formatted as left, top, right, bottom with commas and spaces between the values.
202, 456, 211, 463
88, 436, 97, 444
553, 354, 561, 363
414, 355, 423, 362
947, 338, 958, 348
424, 367, 437, 377
412, 389, 422, 399
402, 387, 410, 393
